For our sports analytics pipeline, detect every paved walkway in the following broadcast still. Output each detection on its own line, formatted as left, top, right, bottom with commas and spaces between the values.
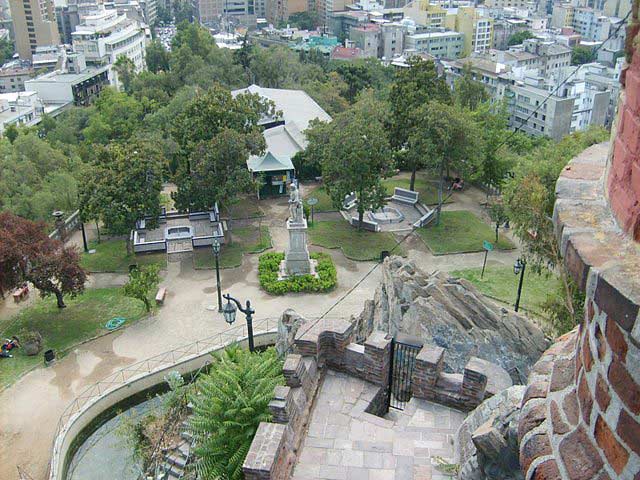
0, 186, 521, 479
292, 370, 466, 480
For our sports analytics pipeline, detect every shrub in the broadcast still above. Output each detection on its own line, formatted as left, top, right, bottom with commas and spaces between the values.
189, 346, 284, 480
258, 252, 337, 295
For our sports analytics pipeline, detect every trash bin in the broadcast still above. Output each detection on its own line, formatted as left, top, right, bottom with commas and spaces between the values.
44, 349, 55, 365
380, 250, 390, 263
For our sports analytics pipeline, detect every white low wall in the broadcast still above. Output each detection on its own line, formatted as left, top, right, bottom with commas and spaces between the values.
49, 331, 278, 480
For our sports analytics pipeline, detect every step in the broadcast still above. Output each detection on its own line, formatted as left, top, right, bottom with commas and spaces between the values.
166, 464, 184, 478
177, 442, 191, 458
165, 453, 187, 469
180, 431, 193, 442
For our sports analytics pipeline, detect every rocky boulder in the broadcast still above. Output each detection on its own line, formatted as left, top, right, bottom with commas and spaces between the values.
352, 256, 549, 381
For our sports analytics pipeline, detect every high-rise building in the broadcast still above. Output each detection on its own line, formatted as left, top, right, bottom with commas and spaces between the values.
9, 0, 60, 60
444, 6, 493, 56
196, 0, 266, 26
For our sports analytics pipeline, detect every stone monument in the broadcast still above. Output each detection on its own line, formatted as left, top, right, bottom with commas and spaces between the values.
280, 184, 317, 279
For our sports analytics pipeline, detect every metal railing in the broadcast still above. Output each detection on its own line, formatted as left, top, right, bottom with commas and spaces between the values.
49, 316, 282, 480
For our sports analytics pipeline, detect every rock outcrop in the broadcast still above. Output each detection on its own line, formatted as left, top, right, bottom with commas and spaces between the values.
353, 256, 549, 380
455, 386, 526, 480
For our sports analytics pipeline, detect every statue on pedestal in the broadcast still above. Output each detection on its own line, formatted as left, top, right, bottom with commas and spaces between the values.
289, 184, 304, 223
279, 182, 317, 279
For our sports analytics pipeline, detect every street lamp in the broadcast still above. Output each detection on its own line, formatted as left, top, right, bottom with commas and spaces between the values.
212, 239, 222, 312
222, 293, 255, 352
513, 258, 526, 312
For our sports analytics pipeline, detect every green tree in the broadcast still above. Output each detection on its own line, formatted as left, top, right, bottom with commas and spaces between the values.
389, 57, 452, 190
114, 55, 136, 94
309, 96, 393, 229
572, 45, 596, 65
454, 64, 489, 111
284, 11, 318, 30
507, 30, 535, 46
189, 345, 284, 480
4, 123, 18, 143
145, 40, 171, 73
79, 138, 164, 254
410, 102, 483, 224
82, 88, 144, 144
503, 126, 608, 333
123, 264, 160, 311
0, 38, 14, 64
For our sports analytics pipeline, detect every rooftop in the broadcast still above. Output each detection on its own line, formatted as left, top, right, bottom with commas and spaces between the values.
408, 30, 462, 39
25, 66, 110, 85
331, 46, 364, 59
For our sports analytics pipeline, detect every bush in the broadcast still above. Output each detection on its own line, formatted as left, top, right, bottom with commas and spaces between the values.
258, 252, 337, 295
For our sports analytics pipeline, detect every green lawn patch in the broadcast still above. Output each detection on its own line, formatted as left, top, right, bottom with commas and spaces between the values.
416, 211, 515, 255
308, 220, 403, 261
258, 252, 337, 295
224, 196, 264, 220
382, 174, 452, 206
81, 238, 167, 273
193, 226, 271, 269
450, 265, 560, 316
303, 185, 336, 212
0, 287, 150, 388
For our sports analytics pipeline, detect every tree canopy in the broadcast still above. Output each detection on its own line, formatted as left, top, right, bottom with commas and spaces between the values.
507, 30, 535, 46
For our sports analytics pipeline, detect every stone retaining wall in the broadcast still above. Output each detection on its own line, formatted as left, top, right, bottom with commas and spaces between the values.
243, 317, 512, 479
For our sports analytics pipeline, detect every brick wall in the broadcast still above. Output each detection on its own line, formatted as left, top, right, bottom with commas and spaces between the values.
608, 4, 640, 240
519, 12, 640, 477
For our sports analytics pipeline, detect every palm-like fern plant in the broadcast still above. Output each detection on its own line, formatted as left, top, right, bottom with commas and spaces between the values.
189, 345, 284, 480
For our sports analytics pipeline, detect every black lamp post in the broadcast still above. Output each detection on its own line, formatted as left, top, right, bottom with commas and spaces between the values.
80, 220, 89, 253
222, 294, 255, 352
513, 258, 526, 312
212, 239, 222, 312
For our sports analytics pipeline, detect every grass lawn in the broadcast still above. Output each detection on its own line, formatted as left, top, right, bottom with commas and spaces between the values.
451, 265, 560, 316
303, 185, 336, 212
81, 238, 167, 273
0, 287, 150, 388
308, 220, 404, 261
382, 173, 452, 206
193, 226, 271, 269
224, 196, 264, 220
416, 211, 515, 255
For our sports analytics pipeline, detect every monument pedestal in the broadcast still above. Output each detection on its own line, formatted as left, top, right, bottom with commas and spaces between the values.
279, 217, 318, 279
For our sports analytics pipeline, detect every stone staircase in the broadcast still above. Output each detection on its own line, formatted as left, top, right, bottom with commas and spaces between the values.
159, 405, 195, 479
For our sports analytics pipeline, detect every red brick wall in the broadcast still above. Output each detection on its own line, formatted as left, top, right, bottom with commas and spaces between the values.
608, 7, 640, 241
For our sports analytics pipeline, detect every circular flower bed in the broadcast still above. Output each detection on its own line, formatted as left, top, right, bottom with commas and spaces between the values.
258, 252, 337, 295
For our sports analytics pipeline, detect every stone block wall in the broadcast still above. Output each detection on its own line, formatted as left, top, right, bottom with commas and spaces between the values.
518, 14, 640, 477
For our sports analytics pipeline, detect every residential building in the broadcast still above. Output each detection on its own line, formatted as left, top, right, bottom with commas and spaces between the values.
522, 38, 572, 74
317, 0, 349, 25
444, 6, 493, 55
404, 30, 463, 58
0, 60, 34, 92
597, 16, 626, 65
71, 7, 146, 85
231, 85, 331, 196
484, 0, 529, 7
196, 0, 263, 26
380, 22, 405, 59
329, 10, 369, 39
32, 45, 63, 71
330, 44, 363, 59
0, 91, 44, 133
267, 0, 308, 24
492, 49, 541, 68
24, 62, 110, 106
603, 0, 632, 18
491, 18, 529, 49
349, 23, 380, 57
443, 56, 511, 100
572, 7, 611, 40
9, 0, 60, 60
402, 1, 447, 29
551, 3, 574, 28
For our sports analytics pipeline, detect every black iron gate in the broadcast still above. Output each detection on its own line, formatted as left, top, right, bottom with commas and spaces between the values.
385, 335, 423, 411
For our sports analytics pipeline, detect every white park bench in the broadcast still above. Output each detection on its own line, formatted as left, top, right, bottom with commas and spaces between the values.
350, 217, 380, 232
155, 287, 167, 305
392, 187, 419, 205
342, 192, 357, 210
413, 209, 437, 228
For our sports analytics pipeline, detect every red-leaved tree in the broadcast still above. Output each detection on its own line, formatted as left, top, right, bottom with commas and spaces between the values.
0, 211, 86, 307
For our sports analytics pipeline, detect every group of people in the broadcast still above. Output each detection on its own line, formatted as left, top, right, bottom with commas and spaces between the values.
0, 336, 19, 358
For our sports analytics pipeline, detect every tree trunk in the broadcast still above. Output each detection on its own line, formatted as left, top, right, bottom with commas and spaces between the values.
410, 164, 417, 192
96, 222, 101, 243
143, 296, 151, 312
358, 209, 364, 231
226, 205, 233, 246
495, 223, 499, 243
436, 160, 445, 226
126, 236, 133, 256
54, 289, 66, 308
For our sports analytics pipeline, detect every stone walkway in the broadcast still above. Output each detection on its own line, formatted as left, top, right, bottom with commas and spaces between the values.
292, 370, 466, 480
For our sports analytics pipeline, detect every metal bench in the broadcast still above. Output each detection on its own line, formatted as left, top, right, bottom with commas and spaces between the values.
413, 209, 437, 228
155, 287, 167, 305
391, 187, 419, 205
342, 192, 357, 210
350, 217, 380, 232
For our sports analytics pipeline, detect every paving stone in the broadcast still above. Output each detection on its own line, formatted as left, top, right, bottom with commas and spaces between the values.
327, 450, 343, 466
318, 465, 348, 480
341, 450, 364, 467
347, 467, 370, 480
369, 469, 396, 480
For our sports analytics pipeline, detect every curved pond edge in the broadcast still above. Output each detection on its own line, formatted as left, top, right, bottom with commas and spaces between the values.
49, 324, 279, 480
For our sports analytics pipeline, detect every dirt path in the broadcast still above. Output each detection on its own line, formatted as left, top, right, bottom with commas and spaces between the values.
0, 189, 523, 480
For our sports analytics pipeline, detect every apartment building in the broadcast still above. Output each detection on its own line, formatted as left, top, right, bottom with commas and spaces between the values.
551, 3, 574, 27
71, 6, 146, 83
0, 60, 34, 92
522, 38, 571, 74
380, 22, 405, 59
349, 23, 380, 57
402, 0, 447, 28
267, 0, 308, 24
404, 30, 463, 58
0, 91, 44, 133
444, 6, 493, 55
196, 0, 265, 25
9, 0, 60, 60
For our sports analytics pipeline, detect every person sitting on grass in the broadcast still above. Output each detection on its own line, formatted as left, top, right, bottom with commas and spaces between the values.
0, 336, 19, 358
